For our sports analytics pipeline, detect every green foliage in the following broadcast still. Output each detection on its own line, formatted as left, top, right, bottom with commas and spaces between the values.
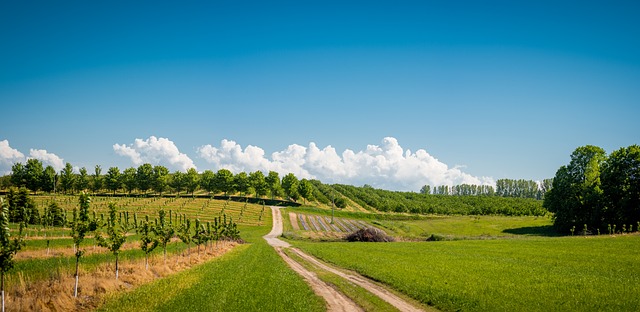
155, 209, 175, 262
282, 173, 300, 201
76, 167, 90, 192
42, 201, 65, 227
60, 162, 76, 194
265, 171, 283, 199
122, 167, 137, 194
138, 219, 159, 269
185, 168, 200, 195
152, 165, 169, 195
96, 202, 128, 279
249, 170, 268, 198
298, 179, 314, 204
105, 166, 122, 195
136, 163, 154, 194
234, 172, 250, 196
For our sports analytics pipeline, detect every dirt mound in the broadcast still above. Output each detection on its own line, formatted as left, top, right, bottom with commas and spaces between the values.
345, 227, 395, 242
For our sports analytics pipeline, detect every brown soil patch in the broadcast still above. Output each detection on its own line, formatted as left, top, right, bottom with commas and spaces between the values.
289, 212, 300, 231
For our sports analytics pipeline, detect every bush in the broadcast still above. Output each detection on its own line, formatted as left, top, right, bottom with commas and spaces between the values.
345, 228, 395, 242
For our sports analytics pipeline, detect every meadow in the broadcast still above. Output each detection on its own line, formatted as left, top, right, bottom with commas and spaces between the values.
293, 235, 640, 312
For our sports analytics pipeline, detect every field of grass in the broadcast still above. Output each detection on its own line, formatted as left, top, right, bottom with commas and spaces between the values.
294, 235, 640, 311
99, 225, 326, 312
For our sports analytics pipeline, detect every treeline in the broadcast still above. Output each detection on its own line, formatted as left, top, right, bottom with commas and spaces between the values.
5, 160, 318, 203
325, 184, 545, 216
544, 145, 640, 233
421, 179, 553, 199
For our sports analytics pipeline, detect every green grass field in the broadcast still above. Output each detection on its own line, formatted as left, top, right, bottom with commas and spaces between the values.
293, 235, 640, 312
99, 225, 326, 312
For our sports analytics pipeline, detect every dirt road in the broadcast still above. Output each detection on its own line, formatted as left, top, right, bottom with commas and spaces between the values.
264, 206, 430, 312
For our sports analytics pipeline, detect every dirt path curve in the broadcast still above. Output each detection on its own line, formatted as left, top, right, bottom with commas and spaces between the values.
264, 206, 362, 312
265, 206, 430, 312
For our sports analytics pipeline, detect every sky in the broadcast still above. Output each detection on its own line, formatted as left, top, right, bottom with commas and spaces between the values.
1, 1, 639, 191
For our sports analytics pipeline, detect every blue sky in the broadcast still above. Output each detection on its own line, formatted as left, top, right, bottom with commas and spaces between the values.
1, 1, 639, 190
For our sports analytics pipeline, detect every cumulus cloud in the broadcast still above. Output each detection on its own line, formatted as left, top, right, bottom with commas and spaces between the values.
114, 136, 196, 172
28, 149, 65, 171
0, 140, 25, 175
198, 137, 494, 191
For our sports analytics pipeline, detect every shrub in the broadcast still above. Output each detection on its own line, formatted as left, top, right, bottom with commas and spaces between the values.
345, 228, 394, 242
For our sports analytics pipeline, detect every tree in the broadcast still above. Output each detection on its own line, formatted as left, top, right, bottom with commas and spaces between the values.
543, 145, 606, 232
7, 187, 37, 224
298, 179, 314, 204
92, 165, 103, 194
265, 171, 282, 199
122, 167, 137, 195
249, 171, 267, 198
170, 171, 185, 195
40, 165, 57, 193
601, 145, 640, 227
43, 202, 65, 227
136, 163, 154, 194
177, 218, 192, 260
60, 163, 75, 194
214, 169, 234, 195
200, 170, 216, 196
282, 173, 300, 201
185, 168, 200, 196
105, 167, 122, 195
95, 203, 127, 280
138, 218, 159, 270
71, 192, 91, 297
152, 165, 169, 195
25, 158, 43, 193
10, 163, 26, 188
234, 172, 250, 196
154, 209, 174, 264
0, 198, 24, 312
419, 185, 431, 195
76, 167, 90, 192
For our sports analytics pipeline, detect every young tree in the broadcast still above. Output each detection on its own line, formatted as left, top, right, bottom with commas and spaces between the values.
192, 219, 207, 257
154, 209, 175, 264
71, 192, 91, 297
92, 165, 103, 194
177, 219, 192, 260
105, 166, 122, 195
95, 203, 127, 280
43, 202, 65, 227
0, 198, 25, 312
138, 219, 159, 270
10, 163, 26, 188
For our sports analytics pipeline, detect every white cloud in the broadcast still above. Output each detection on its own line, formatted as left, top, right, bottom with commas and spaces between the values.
114, 136, 196, 172
0, 140, 25, 175
198, 137, 494, 191
28, 149, 65, 172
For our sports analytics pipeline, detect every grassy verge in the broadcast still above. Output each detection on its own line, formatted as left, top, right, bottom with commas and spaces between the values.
98, 225, 326, 312
294, 235, 640, 312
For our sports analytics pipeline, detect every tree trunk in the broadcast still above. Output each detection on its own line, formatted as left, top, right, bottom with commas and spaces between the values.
2, 271, 5, 312
74, 256, 80, 297
163, 246, 167, 265
145, 253, 148, 270
115, 253, 119, 280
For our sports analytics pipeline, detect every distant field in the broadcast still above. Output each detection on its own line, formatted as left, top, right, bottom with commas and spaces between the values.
294, 235, 640, 312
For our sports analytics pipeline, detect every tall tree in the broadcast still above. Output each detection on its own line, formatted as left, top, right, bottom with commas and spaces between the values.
76, 167, 90, 192
265, 171, 282, 199
214, 169, 234, 195
282, 173, 300, 201
249, 171, 267, 198
60, 163, 75, 194
200, 170, 216, 196
170, 171, 185, 194
40, 165, 57, 193
105, 167, 122, 195
92, 165, 103, 194
185, 168, 200, 196
298, 179, 314, 204
543, 145, 606, 232
10, 163, 26, 188
234, 172, 250, 196
419, 185, 431, 195
122, 168, 137, 195
601, 145, 640, 227
25, 158, 43, 193
136, 163, 154, 194
152, 165, 169, 195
